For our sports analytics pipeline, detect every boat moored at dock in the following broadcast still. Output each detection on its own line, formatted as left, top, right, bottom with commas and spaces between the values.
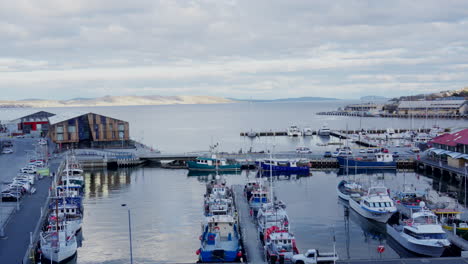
259, 159, 310, 174
287, 126, 302, 137
336, 153, 396, 168
187, 156, 241, 171
386, 206, 450, 257
348, 186, 397, 223
336, 180, 365, 201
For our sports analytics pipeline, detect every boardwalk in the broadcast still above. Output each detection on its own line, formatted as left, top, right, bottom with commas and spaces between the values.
232, 185, 266, 264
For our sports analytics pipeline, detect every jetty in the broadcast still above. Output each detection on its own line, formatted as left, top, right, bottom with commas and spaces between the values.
232, 185, 266, 264
241, 128, 433, 138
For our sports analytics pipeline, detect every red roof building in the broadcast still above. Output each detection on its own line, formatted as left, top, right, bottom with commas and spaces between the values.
430, 129, 468, 154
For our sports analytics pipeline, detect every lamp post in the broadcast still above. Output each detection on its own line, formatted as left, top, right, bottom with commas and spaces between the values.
121, 204, 133, 264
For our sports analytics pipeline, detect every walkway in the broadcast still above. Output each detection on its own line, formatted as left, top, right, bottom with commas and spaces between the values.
232, 184, 266, 264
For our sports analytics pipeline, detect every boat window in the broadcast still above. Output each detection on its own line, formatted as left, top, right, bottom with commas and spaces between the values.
379, 202, 385, 207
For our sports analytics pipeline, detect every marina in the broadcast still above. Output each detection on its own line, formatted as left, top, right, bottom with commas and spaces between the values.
0, 101, 467, 264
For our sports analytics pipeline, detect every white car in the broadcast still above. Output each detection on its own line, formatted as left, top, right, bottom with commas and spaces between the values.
292, 249, 338, 264
2, 148, 13, 154
20, 167, 36, 174
15, 135, 25, 138
296, 147, 312, 154
359, 149, 366, 153
38, 139, 47, 145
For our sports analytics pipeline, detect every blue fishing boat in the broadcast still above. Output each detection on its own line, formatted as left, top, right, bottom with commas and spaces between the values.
187, 157, 241, 171
336, 153, 396, 168
198, 215, 242, 262
259, 159, 310, 174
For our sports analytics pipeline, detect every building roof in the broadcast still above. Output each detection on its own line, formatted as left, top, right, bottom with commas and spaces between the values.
398, 100, 466, 109
0, 109, 55, 122
48, 111, 128, 125
48, 111, 90, 125
430, 129, 468, 146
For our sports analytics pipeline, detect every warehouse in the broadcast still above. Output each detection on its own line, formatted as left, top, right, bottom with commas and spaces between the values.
397, 100, 467, 115
48, 112, 130, 149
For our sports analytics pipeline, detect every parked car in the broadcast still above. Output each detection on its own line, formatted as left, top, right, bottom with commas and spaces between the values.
323, 151, 332, 158
2, 148, 13, 154
359, 149, 366, 153
1, 190, 22, 202
367, 148, 374, 153
20, 167, 36, 174
296, 147, 312, 154
15, 135, 25, 138
382, 148, 389, 153
392, 152, 399, 158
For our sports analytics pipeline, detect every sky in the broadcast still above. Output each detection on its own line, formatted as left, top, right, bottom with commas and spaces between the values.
0, 0, 468, 100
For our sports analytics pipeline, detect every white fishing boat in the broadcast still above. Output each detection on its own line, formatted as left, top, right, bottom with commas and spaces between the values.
386, 205, 450, 257
257, 201, 289, 243
287, 126, 302, 137
317, 125, 331, 136
336, 180, 365, 201
348, 186, 397, 223
40, 224, 78, 263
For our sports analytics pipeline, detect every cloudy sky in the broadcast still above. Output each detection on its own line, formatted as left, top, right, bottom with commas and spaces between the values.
1, 0, 468, 100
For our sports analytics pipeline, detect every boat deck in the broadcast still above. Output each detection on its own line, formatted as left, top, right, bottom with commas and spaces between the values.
232, 184, 266, 264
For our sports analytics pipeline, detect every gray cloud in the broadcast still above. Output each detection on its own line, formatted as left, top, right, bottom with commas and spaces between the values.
0, 0, 467, 100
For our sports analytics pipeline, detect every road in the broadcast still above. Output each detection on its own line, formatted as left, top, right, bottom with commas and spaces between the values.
0, 137, 60, 264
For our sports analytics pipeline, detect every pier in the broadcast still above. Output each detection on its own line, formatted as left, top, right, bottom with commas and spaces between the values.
232, 184, 266, 264
241, 128, 434, 138
415, 157, 467, 180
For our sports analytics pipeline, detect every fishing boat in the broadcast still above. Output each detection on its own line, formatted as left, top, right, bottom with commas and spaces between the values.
48, 199, 83, 235
259, 159, 310, 174
393, 189, 429, 217
187, 156, 241, 172
204, 176, 234, 216
317, 125, 331, 136
336, 180, 365, 201
263, 226, 299, 264
336, 153, 396, 168
287, 126, 302, 137
386, 206, 450, 257
257, 201, 289, 243
197, 215, 242, 262
249, 186, 270, 215
40, 202, 78, 263
348, 186, 397, 223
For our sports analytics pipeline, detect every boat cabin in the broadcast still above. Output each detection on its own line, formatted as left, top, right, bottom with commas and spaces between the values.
375, 153, 394, 162
203, 215, 238, 244
56, 185, 82, 197
250, 190, 269, 204
196, 157, 228, 166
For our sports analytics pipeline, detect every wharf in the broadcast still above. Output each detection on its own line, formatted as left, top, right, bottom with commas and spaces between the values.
0, 166, 58, 264
241, 128, 432, 138
415, 157, 467, 178
446, 231, 468, 252
232, 184, 266, 264
337, 257, 468, 263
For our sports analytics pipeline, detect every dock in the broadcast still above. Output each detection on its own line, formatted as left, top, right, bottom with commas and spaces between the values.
446, 230, 468, 252
241, 128, 433, 138
337, 257, 468, 263
415, 157, 467, 179
232, 185, 266, 264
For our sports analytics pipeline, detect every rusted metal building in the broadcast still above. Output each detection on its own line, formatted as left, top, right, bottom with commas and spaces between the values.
48, 112, 130, 149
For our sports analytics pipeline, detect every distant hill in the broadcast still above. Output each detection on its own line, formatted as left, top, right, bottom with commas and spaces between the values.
360, 96, 389, 101
231, 96, 339, 102
0, 95, 234, 108
391, 87, 467, 101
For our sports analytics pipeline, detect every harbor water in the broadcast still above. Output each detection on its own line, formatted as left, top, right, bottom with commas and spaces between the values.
73, 167, 461, 264
0, 101, 464, 263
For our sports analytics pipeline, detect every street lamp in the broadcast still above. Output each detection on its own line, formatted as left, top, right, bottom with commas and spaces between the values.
121, 204, 133, 264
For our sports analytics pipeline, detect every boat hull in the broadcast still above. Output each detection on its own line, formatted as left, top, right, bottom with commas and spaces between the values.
260, 163, 309, 174
336, 156, 396, 168
349, 198, 394, 223
386, 224, 446, 257
187, 161, 241, 171
41, 240, 78, 263
199, 249, 239, 262
336, 180, 350, 201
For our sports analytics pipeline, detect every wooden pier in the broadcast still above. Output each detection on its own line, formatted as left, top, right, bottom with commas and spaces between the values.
415, 157, 467, 180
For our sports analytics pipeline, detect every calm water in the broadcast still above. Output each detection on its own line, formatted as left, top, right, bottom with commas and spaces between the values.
11, 100, 462, 153
3, 102, 462, 263
73, 168, 461, 264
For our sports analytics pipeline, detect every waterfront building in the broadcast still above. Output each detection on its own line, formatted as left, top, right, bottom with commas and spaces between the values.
344, 103, 384, 114
397, 100, 467, 115
0, 110, 55, 136
428, 129, 468, 168
48, 112, 130, 149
